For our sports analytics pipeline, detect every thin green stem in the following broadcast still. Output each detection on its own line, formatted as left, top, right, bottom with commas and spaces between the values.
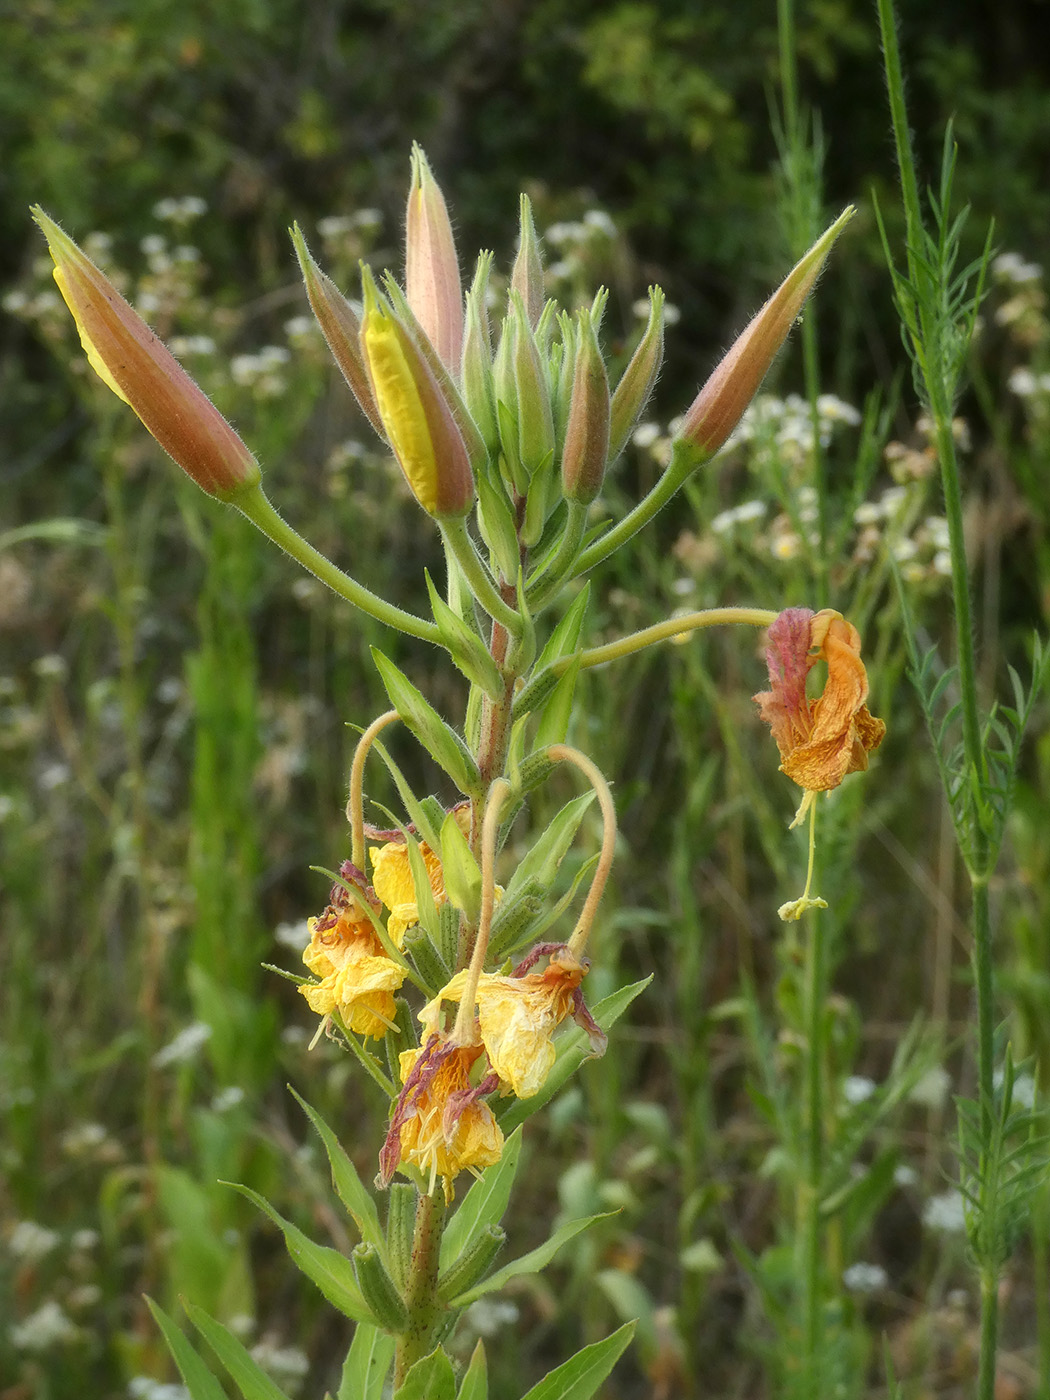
440, 515, 523, 635
572, 437, 708, 576
800, 896, 828, 1397
231, 483, 441, 643
574, 607, 778, 670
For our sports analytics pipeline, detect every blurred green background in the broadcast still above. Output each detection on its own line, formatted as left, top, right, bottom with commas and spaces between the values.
4, 2, 1050, 1397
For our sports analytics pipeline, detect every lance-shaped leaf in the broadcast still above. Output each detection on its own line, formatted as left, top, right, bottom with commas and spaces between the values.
444, 1211, 613, 1308
291, 223, 384, 438
457, 1341, 488, 1400
679, 207, 855, 454
394, 1348, 457, 1400
146, 1298, 228, 1400
441, 1127, 523, 1266
439, 806, 483, 921
185, 1301, 292, 1400
520, 1323, 636, 1400
34, 208, 260, 502
425, 572, 505, 700
371, 649, 482, 798
339, 1322, 396, 1400
290, 1089, 386, 1252
226, 1182, 371, 1323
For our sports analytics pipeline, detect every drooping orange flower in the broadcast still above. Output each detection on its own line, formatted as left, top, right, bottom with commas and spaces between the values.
754, 607, 886, 821
299, 864, 404, 1038
379, 1035, 503, 1200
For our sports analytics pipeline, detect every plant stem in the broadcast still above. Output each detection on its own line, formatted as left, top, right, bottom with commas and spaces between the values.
799, 902, 828, 1397
440, 516, 523, 635
574, 607, 777, 670
394, 1189, 446, 1386
233, 483, 441, 643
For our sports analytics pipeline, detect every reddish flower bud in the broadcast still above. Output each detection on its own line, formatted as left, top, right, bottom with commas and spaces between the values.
561, 307, 610, 504
608, 285, 664, 462
510, 194, 545, 329
405, 143, 463, 374
680, 207, 855, 455
34, 208, 260, 501
291, 223, 385, 440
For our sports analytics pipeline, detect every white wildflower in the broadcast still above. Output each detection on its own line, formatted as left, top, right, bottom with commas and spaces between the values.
922, 1189, 967, 1234
10, 1301, 78, 1351
843, 1075, 877, 1105
9, 1221, 60, 1260
152, 1021, 211, 1068
843, 1261, 888, 1293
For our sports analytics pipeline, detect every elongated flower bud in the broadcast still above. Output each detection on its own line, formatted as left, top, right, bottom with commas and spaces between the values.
608, 285, 664, 462
460, 252, 499, 457
510, 293, 555, 476
405, 143, 463, 373
34, 208, 260, 502
561, 307, 610, 504
510, 194, 544, 328
291, 224, 385, 439
359, 270, 475, 518
680, 206, 855, 454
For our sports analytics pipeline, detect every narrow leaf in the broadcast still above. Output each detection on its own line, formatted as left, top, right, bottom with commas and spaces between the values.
447, 1212, 612, 1307
339, 1322, 396, 1400
146, 1298, 229, 1400
457, 1341, 488, 1400
372, 649, 482, 798
186, 1302, 292, 1400
393, 1347, 456, 1400
442, 1127, 523, 1266
519, 1322, 635, 1400
290, 1090, 385, 1252
226, 1183, 371, 1323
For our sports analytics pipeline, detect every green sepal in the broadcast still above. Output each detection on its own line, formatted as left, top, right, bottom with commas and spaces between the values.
372, 649, 482, 799
225, 1182, 371, 1323
521, 448, 556, 548
535, 658, 580, 749
520, 1323, 635, 1400
552, 309, 577, 454
445, 1212, 612, 1309
289, 1089, 386, 1252
339, 1322, 396, 1400
441, 1127, 523, 1266
498, 978, 651, 1132
461, 252, 499, 458
437, 1223, 505, 1303
440, 807, 482, 921
457, 1341, 488, 1400
393, 1348, 457, 1400
385, 1182, 417, 1289
185, 1300, 293, 1400
425, 571, 504, 700
403, 928, 449, 995
353, 1242, 409, 1332
475, 468, 520, 587
146, 1297, 228, 1400
495, 397, 526, 496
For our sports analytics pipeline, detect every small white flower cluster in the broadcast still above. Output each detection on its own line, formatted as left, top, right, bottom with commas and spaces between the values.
842, 1261, 888, 1294
129, 1379, 191, 1400
152, 1020, 211, 1068
727, 392, 862, 462
1007, 366, 1050, 400
230, 345, 292, 397
152, 196, 208, 224
993, 251, 1043, 286
9, 1220, 61, 1261
250, 1337, 310, 1395
9, 1301, 79, 1352
922, 1189, 968, 1235
318, 209, 382, 239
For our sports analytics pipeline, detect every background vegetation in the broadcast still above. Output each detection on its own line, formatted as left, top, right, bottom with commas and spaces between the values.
3, 1, 1050, 1396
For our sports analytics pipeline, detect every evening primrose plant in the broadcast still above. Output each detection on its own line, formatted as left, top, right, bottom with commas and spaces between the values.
34, 146, 881, 1396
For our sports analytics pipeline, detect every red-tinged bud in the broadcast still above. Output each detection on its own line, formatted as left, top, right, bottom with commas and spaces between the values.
510, 194, 544, 329
608, 285, 664, 462
561, 307, 610, 504
291, 223, 385, 440
34, 207, 260, 502
405, 143, 463, 374
679, 207, 855, 455
359, 270, 475, 518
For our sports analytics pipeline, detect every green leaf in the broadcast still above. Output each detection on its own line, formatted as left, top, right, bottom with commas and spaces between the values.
457, 1341, 488, 1400
290, 1090, 385, 1253
339, 1322, 396, 1400
536, 581, 591, 669
446, 1211, 612, 1307
186, 1302, 292, 1400
372, 649, 482, 799
365, 743, 441, 853
441, 1128, 523, 1267
146, 1298, 229, 1400
498, 978, 651, 1133
226, 1183, 371, 1323
534, 658, 580, 749
393, 1347, 457, 1400
519, 1322, 635, 1400
425, 572, 504, 700
440, 808, 482, 922
502, 793, 595, 904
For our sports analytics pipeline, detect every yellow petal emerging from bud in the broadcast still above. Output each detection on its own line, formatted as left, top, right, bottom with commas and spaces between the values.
360, 273, 475, 518
33, 208, 260, 502
680, 206, 855, 455
406, 143, 463, 374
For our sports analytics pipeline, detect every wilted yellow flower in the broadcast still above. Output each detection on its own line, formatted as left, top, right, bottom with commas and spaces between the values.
422, 945, 607, 1099
753, 606, 886, 825
299, 872, 404, 1038
370, 838, 447, 944
380, 1036, 503, 1201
